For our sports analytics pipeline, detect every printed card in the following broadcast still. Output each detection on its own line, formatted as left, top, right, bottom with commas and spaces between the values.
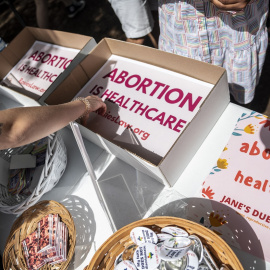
22, 230, 39, 258
38, 214, 52, 252
21, 216, 68, 269
41, 247, 58, 263
51, 214, 59, 249
22, 231, 45, 270
75, 55, 213, 164
196, 111, 270, 261
1, 41, 79, 96
49, 222, 66, 265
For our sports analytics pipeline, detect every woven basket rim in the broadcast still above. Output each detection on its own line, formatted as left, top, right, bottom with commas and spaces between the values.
88, 216, 243, 270
3, 200, 76, 270
0, 132, 67, 214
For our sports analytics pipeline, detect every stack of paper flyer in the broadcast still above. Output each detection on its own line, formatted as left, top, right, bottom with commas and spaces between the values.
21, 214, 68, 269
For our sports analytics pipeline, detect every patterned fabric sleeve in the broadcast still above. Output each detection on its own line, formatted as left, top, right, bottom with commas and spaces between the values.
158, 0, 269, 104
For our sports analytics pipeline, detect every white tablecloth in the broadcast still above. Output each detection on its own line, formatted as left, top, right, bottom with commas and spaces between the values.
0, 86, 269, 270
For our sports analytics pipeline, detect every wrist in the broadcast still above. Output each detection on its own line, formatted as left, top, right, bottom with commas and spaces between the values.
74, 97, 91, 118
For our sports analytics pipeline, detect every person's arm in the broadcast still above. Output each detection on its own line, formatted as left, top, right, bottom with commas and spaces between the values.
0, 95, 106, 150
210, 0, 250, 11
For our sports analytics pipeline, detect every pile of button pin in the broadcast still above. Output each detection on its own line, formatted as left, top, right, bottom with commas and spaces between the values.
114, 226, 230, 270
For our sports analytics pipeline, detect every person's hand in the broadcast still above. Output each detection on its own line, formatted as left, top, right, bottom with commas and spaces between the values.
81, 95, 107, 126
210, 0, 250, 11
86, 95, 107, 115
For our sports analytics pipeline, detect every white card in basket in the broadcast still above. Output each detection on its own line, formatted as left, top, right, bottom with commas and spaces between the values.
10, 154, 36, 169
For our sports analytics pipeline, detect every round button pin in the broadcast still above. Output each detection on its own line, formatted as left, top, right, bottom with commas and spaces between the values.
163, 237, 192, 250
161, 227, 189, 237
185, 250, 199, 270
158, 244, 189, 262
130, 226, 158, 245
114, 260, 137, 270
133, 242, 161, 270
157, 233, 173, 242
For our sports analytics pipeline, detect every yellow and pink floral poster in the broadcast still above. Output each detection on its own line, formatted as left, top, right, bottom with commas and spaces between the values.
200, 111, 270, 261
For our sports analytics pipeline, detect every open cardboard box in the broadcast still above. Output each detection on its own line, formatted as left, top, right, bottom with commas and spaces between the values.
43, 38, 230, 187
0, 26, 96, 102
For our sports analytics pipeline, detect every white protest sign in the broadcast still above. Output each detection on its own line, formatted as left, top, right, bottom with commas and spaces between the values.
2, 41, 79, 96
75, 55, 213, 163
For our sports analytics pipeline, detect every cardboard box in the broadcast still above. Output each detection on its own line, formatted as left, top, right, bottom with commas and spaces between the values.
0, 27, 96, 101
74, 54, 215, 165
44, 38, 230, 187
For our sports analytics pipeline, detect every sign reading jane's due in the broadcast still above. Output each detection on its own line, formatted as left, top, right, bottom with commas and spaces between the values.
76, 55, 214, 164
1, 41, 79, 96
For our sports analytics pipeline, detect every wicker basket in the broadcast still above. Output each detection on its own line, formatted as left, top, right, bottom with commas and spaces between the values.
87, 216, 243, 270
3, 200, 76, 270
0, 132, 67, 215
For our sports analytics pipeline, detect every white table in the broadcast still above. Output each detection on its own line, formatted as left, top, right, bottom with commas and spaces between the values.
0, 86, 269, 270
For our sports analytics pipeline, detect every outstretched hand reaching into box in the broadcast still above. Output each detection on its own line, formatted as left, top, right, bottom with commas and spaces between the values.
0, 95, 107, 150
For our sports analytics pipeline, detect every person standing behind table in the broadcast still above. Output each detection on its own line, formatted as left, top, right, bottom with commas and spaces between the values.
0, 96, 106, 150
158, 0, 269, 106
109, 0, 158, 47
34, 0, 85, 28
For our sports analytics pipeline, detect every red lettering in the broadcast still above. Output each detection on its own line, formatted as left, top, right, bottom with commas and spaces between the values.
49, 74, 57, 82
93, 86, 103, 96
150, 82, 166, 96
252, 209, 259, 216
59, 58, 68, 68
125, 74, 141, 88
173, 119, 187, 132
28, 51, 38, 60
234, 170, 244, 183
152, 112, 165, 125
240, 143, 249, 153
157, 85, 170, 99
103, 68, 118, 81
145, 108, 158, 120
129, 100, 141, 111
164, 88, 184, 104
115, 70, 129, 84
250, 141, 260, 155
134, 103, 149, 115
35, 52, 44, 61
244, 176, 253, 186
63, 59, 72, 69
101, 89, 114, 99
262, 149, 270, 160
41, 54, 51, 63
179, 93, 203, 112
163, 115, 177, 129
114, 95, 125, 107
136, 78, 152, 94
110, 92, 119, 100
238, 203, 243, 210
47, 55, 58, 66
55, 57, 66, 68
